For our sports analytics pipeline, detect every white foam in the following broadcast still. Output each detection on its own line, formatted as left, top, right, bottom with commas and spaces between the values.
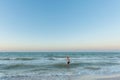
0, 73, 5, 78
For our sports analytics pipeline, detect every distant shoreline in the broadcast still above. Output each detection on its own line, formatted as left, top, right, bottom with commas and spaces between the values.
78, 74, 120, 80
1, 74, 120, 80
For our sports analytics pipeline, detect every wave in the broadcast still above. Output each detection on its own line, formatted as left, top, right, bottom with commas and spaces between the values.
77, 62, 120, 67
47, 57, 120, 61
51, 61, 120, 69
0, 57, 35, 60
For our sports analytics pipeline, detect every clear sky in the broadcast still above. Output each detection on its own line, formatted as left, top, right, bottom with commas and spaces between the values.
0, 0, 120, 52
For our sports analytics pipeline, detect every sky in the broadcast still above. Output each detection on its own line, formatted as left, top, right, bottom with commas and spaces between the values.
0, 0, 120, 52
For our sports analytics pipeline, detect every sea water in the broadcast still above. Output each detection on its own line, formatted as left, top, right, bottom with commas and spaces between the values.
0, 52, 120, 78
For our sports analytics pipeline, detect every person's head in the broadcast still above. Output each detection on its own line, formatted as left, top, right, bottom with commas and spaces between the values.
67, 56, 69, 58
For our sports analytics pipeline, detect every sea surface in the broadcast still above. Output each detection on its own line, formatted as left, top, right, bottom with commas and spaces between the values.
0, 52, 120, 79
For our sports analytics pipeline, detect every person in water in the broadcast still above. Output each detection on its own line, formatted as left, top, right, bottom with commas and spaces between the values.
66, 56, 70, 64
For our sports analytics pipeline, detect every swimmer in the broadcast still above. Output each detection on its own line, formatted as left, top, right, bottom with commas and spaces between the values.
66, 56, 70, 65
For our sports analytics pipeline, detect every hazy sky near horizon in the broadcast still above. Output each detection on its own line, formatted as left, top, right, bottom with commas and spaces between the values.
0, 0, 120, 51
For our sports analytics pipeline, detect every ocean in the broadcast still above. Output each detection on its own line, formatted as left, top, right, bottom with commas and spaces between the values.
0, 52, 120, 80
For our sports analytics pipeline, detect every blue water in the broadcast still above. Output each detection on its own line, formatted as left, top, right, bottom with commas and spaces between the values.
0, 52, 120, 77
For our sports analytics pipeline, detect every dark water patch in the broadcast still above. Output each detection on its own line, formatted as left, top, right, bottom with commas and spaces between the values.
4, 64, 38, 70
84, 66, 101, 70
48, 57, 55, 60
15, 58, 35, 60
0, 58, 12, 60
108, 56, 114, 58
116, 56, 120, 58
